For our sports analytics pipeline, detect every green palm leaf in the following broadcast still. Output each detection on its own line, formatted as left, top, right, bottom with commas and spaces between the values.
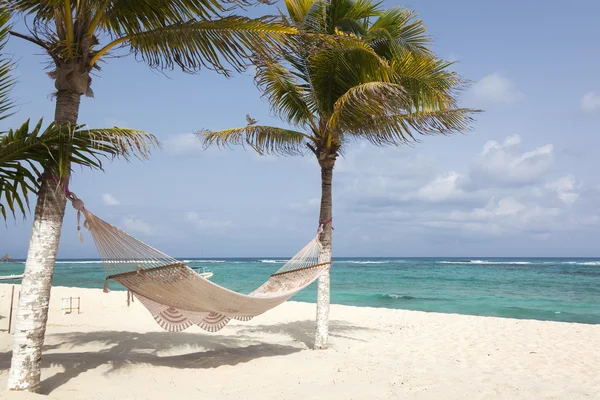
6, 0, 59, 22
367, 8, 431, 59
347, 108, 479, 146
284, 0, 321, 26
124, 17, 297, 75
392, 53, 465, 111
102, 0, 226, 35
0, 5, 14, 122
327, 81, 409, 131
201, 125, 311, 155
0, 120, 159, 219
254, 56, 316, 129
307, 38, 393, 115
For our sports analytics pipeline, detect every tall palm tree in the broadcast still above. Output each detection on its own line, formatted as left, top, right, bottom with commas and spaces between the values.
5, 0, 294, 391
201, 0, 479, 349
0, 0, 225, 391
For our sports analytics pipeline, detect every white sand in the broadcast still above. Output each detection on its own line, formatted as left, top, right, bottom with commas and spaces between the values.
0, 284, 599, 399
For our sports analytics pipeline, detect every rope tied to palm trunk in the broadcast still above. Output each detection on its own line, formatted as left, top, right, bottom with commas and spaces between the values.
42, 174, 88, 242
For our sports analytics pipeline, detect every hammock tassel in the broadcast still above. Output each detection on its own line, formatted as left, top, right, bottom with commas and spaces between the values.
127, 290, 131, 307
70, 193, 86, 243
103, 278, 110, 293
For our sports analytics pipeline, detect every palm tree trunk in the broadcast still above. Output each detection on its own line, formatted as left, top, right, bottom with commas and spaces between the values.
314, 162, 334, 349
7, 90, 80, 392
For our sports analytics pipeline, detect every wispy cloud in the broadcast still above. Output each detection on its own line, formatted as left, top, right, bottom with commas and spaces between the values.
469, 135, 553, 187
471, 73, 524, 104
546, 176, 579, 205
581, 92, 600, 114
163, 133, 204, 155
102, 193, 120, 206
336, 135, 585, 241
185, 212, 232, 229
123, 217, 155, 236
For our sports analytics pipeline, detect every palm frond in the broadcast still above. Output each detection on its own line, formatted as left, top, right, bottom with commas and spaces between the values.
48, 124, 160, 178
0, 120, 159, 219
0, 119, 44, 219
285, 0, 320, 26
0, 5, 15, 122
125, 16, 297, 75
367, 8, 431, 59
102, 0, 226, 36
392, 53, 465, 111
201, 125, 310, 155
348, 108, 480, 146
5, 0, 60, 22
254, 56, 316, 129
307, 37, 393, 115
327, 81, 408, 131
331, 0, 381, 29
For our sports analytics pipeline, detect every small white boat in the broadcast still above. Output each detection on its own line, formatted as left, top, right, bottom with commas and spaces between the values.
193, 267, 213, 279
0, 274, 24, 281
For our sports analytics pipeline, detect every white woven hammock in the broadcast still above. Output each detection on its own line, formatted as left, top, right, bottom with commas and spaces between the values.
73, 195, 329, 332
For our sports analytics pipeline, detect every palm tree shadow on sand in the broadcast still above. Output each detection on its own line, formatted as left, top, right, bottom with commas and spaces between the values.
0, 319, 374, 394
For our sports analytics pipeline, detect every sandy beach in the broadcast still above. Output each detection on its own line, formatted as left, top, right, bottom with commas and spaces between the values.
0, 284, 599, 399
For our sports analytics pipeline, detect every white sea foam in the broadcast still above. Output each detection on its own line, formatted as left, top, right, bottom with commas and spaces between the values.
439, 260, 531, 265
564, 261, 600, 266
259, 260, 288, 263
55, 261, 103, 264
183, 260, 225, 263
347, 261, 390, 264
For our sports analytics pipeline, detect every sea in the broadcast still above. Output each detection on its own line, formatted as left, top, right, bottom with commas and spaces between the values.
1, 257, 599, 324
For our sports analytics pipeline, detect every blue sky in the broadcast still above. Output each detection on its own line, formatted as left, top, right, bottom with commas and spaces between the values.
2, 0, 600, 258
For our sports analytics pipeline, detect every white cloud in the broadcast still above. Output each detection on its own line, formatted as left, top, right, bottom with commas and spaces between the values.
471, 73, 524, 104
546, 176, 579, 204
123, 217, 154, 236
581, 92, 600, 114
164, 133, 203, 155
469, 135, 553, 187
102, 193, 120, 206
446, 197, 526, 222
338, 135, 586, 241
417, 171, 465, 202
185, 212, 232, 229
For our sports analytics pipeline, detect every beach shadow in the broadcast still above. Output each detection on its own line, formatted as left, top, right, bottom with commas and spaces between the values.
0, 319, 373, 394
0, 330, 302, 394
237, 319, 376, 347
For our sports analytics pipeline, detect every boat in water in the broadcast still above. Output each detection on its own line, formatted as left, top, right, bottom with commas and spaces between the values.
193, 267, 213, 279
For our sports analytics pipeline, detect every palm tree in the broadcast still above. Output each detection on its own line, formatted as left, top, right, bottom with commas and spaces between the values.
1, 4, 164, 391
201, 0, 479, 349
5, 0, 295, 391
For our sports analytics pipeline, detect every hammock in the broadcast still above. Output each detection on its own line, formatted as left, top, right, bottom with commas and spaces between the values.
73, 196, 329, 332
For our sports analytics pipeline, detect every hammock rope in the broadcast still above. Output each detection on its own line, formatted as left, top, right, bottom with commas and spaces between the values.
70, 193, 330, 332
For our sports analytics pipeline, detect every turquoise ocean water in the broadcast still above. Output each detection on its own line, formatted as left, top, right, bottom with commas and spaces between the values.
1, 257, 599, 324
